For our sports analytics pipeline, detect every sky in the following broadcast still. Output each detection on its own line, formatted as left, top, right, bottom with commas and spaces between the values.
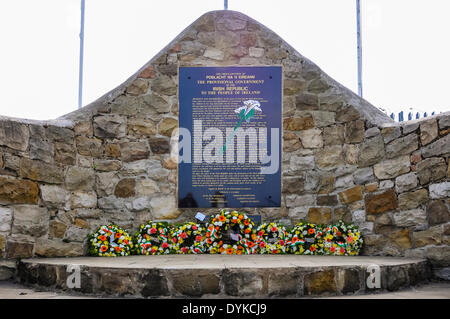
0, 0, 449, 121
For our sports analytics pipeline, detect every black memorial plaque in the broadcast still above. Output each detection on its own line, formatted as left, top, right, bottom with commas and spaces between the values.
178, 66, 282, 208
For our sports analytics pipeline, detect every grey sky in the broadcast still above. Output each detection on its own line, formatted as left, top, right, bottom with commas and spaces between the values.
0, 0, 449, 120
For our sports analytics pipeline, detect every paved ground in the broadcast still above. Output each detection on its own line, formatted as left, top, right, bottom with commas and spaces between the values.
0, 280, 449, 299
0, 281, 93, 299
326, 282, 450, 299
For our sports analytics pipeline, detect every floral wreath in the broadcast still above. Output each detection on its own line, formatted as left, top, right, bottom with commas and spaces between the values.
88, 224, 133, 257
169, 222, 207, 254
255, 222, 289, 254
287, 222, 324, 255
205, 210, 257, 254
323, 220, 363, 256
134, 221, 171, 255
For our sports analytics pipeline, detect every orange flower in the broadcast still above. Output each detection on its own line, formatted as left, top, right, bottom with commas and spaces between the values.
238, 245, 243, 250
115, 232, 121, 239
251, 234, 257, 240
115, 246, 121, 252
207, 238, 213, 244
219, 247, 225, 253
308, 228, 315, 235
231, 219, 238, 223
245, 228, 251, 234
100, 245, 107, 252
248, 241, 255, 248
236, 249, 242, 255
99, 235, 106, 241
219, 215, 226, 222
310, 246, 316, 252
226, 248, 234, 255
238, 215, 244, 220
244, 219, 250, 226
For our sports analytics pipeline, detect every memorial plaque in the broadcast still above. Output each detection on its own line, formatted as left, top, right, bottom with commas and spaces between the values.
178, 66, 282, 208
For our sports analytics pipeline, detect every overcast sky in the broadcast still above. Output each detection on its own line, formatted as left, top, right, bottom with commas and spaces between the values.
0, 0, 449, 121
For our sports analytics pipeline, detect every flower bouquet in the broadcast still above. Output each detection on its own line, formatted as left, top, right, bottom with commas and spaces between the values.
287, 222, 324, 255
88, 224, 134, 257
205, 209, 257, 254
255, 222, 289, 254
323, 220, 363, 256
134, 221, 171, 255
169, 222, 207, 254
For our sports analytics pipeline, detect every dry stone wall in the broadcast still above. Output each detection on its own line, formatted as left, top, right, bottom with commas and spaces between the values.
0, 10, 449, 279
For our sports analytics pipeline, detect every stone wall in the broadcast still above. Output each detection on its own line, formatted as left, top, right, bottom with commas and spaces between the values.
0, 10, 449, 279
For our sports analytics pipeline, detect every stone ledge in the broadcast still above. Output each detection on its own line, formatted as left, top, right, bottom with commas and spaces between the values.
0, 115, 74, 128
17, 255, 430, 298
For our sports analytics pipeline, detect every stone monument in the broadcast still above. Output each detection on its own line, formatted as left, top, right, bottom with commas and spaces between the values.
0, 10, 448, 282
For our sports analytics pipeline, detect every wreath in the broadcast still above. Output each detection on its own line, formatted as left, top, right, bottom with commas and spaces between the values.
287, 222, 324, 255
170, 222, 207, 254
323, 220, 363, 256
134, 221, 171, 255
255, 222, 289, 254
88, 224, 134, 257
205, 210, 257, 254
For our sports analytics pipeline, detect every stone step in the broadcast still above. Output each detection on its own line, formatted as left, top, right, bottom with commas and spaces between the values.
17, 255, 430, 298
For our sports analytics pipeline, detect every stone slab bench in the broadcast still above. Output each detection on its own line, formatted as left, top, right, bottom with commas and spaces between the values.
17, 255, 430, 298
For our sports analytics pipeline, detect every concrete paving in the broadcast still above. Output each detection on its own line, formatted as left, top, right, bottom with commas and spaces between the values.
0, 281, 94, 299
0, 280, 449, 299
325, 282, 450, 299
